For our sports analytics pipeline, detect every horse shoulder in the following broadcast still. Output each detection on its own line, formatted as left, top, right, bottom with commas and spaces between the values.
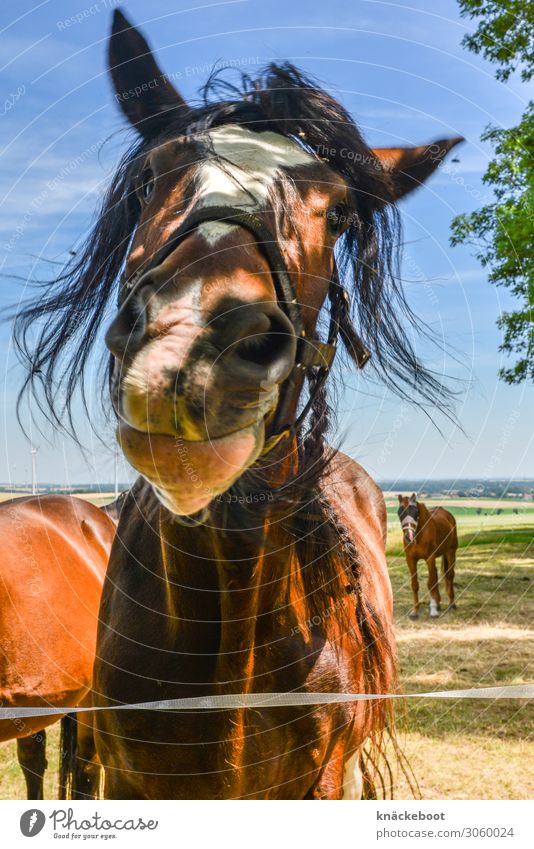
321, 452, 391, 616
430, 505, 456, 530
322, 451, 387, 543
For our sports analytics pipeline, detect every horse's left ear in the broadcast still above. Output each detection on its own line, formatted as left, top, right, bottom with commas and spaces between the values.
372, 137, 464, 200
410, 493, 417, 503
108, 9, 188, 139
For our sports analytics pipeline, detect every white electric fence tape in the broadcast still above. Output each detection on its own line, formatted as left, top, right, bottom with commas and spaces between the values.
1, 684, 533, 718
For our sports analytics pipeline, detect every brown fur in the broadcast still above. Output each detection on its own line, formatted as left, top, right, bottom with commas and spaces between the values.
21, 10, 460, 800
0, 495, 115, 797
398, 496, 458, 619
93, 457, 395, 799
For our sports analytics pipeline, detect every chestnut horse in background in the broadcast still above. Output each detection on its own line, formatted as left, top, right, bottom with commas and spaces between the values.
397, 494, 458, 619
14, 9, 461, 799
0, 495, 115, 798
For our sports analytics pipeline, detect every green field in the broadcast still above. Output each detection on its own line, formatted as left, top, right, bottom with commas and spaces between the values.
0, 495, 533, 799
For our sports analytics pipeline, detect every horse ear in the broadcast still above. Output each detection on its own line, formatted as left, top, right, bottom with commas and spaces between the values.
108, 9, 187, 139
372, 137, 463, 200
398, 494, 403, 503
410, 493, 417, 502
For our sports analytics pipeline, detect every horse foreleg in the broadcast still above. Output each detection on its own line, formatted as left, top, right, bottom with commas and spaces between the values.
426, 556, 441, 617
17, 731, 47, 800
304, 736, 348, 800
406, 556, 420, 619
443, 551, 457, 610
72, 712, 101, 799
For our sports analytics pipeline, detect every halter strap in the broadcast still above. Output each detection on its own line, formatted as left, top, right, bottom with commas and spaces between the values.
121, 204, 370, 456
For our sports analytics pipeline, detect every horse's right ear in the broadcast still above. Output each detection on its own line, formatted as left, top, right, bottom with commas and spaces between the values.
372, 137, 463, 200
398, 494, 403, 503
108, 9, 187, 139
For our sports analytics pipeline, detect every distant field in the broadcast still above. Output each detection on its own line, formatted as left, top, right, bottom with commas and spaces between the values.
0, 492, 116, 507
386, 500, 534, 557
383, 493, 533, 510
0, 491, 532, 799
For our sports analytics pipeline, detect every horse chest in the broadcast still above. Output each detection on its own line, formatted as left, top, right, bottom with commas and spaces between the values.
95, 603, 356, 798
94, 502, 374, 798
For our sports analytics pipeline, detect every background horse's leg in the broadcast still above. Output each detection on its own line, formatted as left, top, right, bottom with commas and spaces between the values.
407, 556, 420, 619
17, 731, 47, 799
443, 551, 457, 610
426, 556, 441, 617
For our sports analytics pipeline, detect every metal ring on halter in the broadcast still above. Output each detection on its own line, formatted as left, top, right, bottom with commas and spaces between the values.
120, 205, 370, 458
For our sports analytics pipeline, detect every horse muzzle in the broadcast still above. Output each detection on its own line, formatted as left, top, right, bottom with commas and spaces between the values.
107, 293, 297, 514
117, 420, 265, 516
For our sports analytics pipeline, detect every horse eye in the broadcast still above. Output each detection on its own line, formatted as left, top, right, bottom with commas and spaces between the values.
140, 168, 155, 202
326, 204, 348, 236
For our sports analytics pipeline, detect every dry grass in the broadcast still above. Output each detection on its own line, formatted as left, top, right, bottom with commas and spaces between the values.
389, 535, 534, 799
0, 729, 60, 800
393, 733, 534, 800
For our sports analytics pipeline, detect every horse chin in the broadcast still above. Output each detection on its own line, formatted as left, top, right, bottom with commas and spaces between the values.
117, 421, 265, 516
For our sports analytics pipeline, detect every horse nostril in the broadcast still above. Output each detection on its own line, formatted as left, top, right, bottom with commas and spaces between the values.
235, 313, 292, 368
105, 281, 155, 360
228, 305, 296, 385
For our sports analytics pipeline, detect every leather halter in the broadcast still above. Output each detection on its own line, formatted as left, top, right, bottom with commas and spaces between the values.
121, 204, 370, 458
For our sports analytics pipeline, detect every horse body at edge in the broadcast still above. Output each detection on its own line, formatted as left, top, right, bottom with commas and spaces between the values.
0, 495, 115, 798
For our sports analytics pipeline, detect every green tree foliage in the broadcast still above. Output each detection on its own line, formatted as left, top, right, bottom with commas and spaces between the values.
451, 1, 534, 383
459, 0, 534, 81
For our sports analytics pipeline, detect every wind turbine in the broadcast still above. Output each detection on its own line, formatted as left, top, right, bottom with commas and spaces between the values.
30, 445, 39, 495
114, 448, 119, 499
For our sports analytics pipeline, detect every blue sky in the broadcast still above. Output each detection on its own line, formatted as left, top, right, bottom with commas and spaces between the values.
1, 0, 532, 486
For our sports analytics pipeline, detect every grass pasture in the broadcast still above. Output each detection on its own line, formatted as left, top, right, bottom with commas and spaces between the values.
387, 498, 534, 799
0, 494, 532, 799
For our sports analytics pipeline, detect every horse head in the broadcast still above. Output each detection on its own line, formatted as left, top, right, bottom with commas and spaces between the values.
398, 493, 419, 544
15, 9, 461, 520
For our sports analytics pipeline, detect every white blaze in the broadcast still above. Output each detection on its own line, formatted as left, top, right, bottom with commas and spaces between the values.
196, 124, 315, 212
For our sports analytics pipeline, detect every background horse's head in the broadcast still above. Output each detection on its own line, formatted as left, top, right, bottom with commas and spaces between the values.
14, 10, 461, 517
398, 493, 420, 544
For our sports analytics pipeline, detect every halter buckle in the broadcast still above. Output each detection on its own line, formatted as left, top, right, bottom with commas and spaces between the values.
296, 337, 336, 370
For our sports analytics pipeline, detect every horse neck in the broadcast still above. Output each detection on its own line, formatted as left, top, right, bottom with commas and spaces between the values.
417, 501, 431, 528
160, 511, 296, 689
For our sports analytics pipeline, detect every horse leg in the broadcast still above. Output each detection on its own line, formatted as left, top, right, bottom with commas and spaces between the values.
443, 550, 457, 610
426, 556, 441, 617
17, 731, 47, 800
406, 557, 420, 619
341, 749, 364, 799
304, 736, 348, 799
72, 712, 101, 799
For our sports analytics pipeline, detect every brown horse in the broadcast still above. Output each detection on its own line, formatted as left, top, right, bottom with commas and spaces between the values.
0, 495, 115, 798
14, 10, 460, 799
397, 494, 458, 619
